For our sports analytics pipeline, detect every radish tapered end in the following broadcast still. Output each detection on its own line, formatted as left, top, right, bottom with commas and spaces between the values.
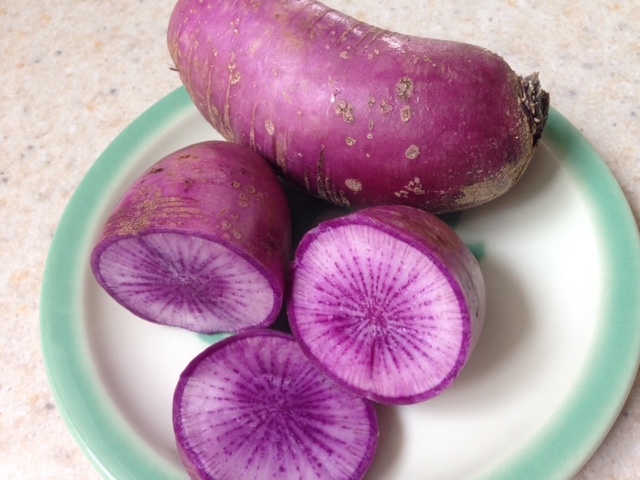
288, 205, 485, 405
173, 330, 379, 480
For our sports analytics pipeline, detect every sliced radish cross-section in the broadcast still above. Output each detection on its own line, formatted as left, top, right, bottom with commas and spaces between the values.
288, 205, 485, 405
91, 141, 291, 333
173, 330, 379, 480
94, 232, 277, 332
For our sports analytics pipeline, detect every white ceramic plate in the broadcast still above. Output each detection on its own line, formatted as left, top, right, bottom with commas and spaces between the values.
41, 87, 640, 480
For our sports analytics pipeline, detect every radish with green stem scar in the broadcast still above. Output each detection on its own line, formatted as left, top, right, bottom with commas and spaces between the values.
173, 330, 379, 480
90, 141, 291, 334
288, 205, 486, 404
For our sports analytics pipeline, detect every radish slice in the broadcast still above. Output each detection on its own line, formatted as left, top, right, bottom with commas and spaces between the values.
173, 330, 379, 480
91, 141, 291, 334
288, 205, 485, 405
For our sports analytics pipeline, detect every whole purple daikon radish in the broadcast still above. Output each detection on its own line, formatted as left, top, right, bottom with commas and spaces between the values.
173, 329, 379, 480
91, 141, 291, 334
288, 205, 485, 404
167, 0, 549, 214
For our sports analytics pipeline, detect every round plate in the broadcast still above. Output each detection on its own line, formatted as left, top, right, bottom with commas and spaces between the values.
41, 87, 640, 480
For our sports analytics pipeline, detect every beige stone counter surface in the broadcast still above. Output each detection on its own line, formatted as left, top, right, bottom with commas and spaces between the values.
1, 1, 639, 479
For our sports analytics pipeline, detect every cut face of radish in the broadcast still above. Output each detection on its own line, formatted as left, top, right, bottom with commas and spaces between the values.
95, 233, 275, 332
173, 330, 379, 480
91, 141, 291, 334
288, 205, 485, 405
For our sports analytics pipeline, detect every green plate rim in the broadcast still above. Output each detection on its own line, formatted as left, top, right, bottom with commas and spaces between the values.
489, 108, 640, 479
40, 86, 640, 480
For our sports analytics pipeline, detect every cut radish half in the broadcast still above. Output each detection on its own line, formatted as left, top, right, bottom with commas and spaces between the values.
173, 330, 379, 480
288, 205, 485, 405
91, 141, 291, 333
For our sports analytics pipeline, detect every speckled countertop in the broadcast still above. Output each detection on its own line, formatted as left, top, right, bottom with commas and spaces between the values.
1, 1, 639, 479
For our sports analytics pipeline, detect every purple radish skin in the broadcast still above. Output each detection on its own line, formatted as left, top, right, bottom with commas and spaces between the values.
173, 330, 379, 480
288, 205, 485, 405
91, 141, 291, 334
168, 0, 549, 214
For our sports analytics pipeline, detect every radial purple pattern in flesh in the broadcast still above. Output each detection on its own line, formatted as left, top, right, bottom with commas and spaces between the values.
288, 205, 485, 404
173, 330, 379, 480
91, 141, 291, 333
